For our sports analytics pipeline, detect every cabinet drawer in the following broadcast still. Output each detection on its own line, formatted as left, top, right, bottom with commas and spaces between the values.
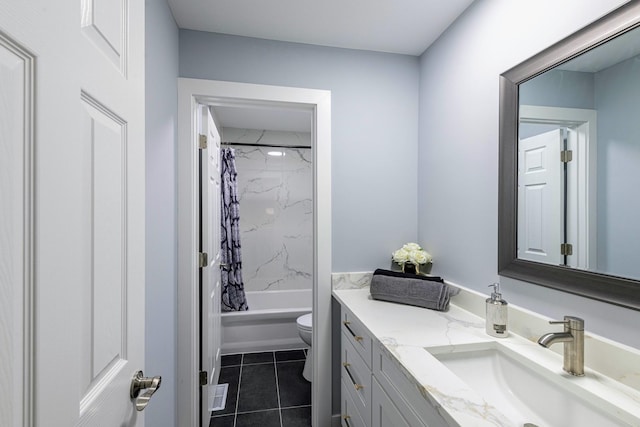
373, 344, 449, 427
341, 332, 372, 426
341, 378, 367, 427
341, 306, 372, 368
372, 378, 424, 427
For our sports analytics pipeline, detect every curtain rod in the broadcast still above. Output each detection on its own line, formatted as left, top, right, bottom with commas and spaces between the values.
221, 141, 311, 149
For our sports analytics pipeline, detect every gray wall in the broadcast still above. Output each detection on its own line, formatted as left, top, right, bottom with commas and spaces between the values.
418, 0, 640, 349
595, 55, 640, 278
179, 31, 421, 272
145, 0, 179, 425
519, 69, 595, 109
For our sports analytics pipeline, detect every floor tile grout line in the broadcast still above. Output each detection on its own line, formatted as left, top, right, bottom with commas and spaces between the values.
224, 351, 306, 365
235, 407, 281, 416
236, 361, 275, 366
272, 352, 284, 427
280, 404, 312, 410
226, 349, 305, 358
232, 354, 244, 427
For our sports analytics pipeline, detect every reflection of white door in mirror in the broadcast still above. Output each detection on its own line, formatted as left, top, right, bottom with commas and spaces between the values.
518, 106, 597, 269
518, 129, 563, 265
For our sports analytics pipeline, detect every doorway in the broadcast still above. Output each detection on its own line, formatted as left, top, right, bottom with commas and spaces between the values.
177, 79, 332, 427
519, 105, 597, 269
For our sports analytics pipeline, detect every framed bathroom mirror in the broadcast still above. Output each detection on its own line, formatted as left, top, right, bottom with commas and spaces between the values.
498, 1, 640, 310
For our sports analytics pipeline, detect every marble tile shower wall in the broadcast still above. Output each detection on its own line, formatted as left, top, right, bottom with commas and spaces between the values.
223, 127, 312, 292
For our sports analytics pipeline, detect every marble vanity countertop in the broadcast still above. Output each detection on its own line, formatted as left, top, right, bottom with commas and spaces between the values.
332, 287, 640, 427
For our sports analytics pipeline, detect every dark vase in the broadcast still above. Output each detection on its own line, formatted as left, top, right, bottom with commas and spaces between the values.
400, 262, 433, 275
402, 262, 417, 274
391, 261, 433, 275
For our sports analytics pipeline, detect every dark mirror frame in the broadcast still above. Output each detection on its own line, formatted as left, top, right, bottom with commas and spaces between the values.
498, 1, 640, 311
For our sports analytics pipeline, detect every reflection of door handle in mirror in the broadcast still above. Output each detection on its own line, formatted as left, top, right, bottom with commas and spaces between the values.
130, 371, 162, 411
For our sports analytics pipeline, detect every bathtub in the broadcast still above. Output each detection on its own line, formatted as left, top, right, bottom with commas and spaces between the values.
221, 289, 312, 354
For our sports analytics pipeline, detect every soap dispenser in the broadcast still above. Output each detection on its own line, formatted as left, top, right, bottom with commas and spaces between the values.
486, 283, 508, 338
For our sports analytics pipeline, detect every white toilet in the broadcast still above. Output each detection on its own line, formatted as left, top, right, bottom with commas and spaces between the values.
296, 313, 313, 382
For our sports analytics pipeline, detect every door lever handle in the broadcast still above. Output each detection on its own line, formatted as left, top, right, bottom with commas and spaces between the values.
130, 370, 162, 411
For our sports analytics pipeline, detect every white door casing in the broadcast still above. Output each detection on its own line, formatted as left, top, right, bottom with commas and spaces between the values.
177, 79, 332, 427
200, 106, 222, 424
0, 1, 146, 426
518, 129, 564, 265
565, 127, 581, 269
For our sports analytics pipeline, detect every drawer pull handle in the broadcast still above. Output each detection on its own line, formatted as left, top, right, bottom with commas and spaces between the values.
343, 321, 364, 342
343, 415, 352, 427
342, 363, 364, 391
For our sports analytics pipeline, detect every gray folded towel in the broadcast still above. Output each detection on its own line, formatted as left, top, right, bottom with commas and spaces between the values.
369, 269, 459, 311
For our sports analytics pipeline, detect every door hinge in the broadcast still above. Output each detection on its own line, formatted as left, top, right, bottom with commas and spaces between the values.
561, 243, 573, 256
560, 150, 573, 163
198, 252, 208, 268
199, 371, 208, 386
199, 134, 208, 150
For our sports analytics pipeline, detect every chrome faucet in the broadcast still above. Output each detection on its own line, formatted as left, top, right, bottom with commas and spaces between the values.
537, 316, 584, 376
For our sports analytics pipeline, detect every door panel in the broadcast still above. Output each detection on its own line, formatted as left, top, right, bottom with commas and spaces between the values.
78, 94, 128, 414
80, 0, 128, 73
0, 0, 145, 425
201, 107, 222, 424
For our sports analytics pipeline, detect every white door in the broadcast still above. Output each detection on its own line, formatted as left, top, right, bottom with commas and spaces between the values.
0, 1, 147, 426
518, 129, 563, 265
200, 106, 223, 425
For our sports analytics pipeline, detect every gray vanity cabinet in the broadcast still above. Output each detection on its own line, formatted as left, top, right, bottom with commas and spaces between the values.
339, 304, 449, 427
340, 307, 373, 426
371, 345, 449, 427
341, 378, 368, 427
371, 379, 420, 427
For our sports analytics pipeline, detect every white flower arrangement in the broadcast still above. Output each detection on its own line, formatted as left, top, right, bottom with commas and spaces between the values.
392, 243, 433, 266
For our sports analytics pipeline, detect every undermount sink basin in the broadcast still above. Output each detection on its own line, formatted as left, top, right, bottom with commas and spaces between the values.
428, 344, 624, 427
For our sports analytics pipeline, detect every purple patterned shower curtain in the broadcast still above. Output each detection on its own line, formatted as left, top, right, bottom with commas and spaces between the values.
220, 148, 248, 312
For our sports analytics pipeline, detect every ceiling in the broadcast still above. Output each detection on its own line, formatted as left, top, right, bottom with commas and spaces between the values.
169, 0, 475, 131
168, 0, 475, 56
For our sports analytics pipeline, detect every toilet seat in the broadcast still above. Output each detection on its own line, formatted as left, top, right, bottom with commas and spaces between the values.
297, 313, 312, 331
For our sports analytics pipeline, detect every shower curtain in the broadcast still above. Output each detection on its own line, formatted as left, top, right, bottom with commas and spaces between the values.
220, 147, 249, 312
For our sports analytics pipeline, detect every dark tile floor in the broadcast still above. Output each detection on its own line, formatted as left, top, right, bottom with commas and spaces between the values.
210, 349, 311, 427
